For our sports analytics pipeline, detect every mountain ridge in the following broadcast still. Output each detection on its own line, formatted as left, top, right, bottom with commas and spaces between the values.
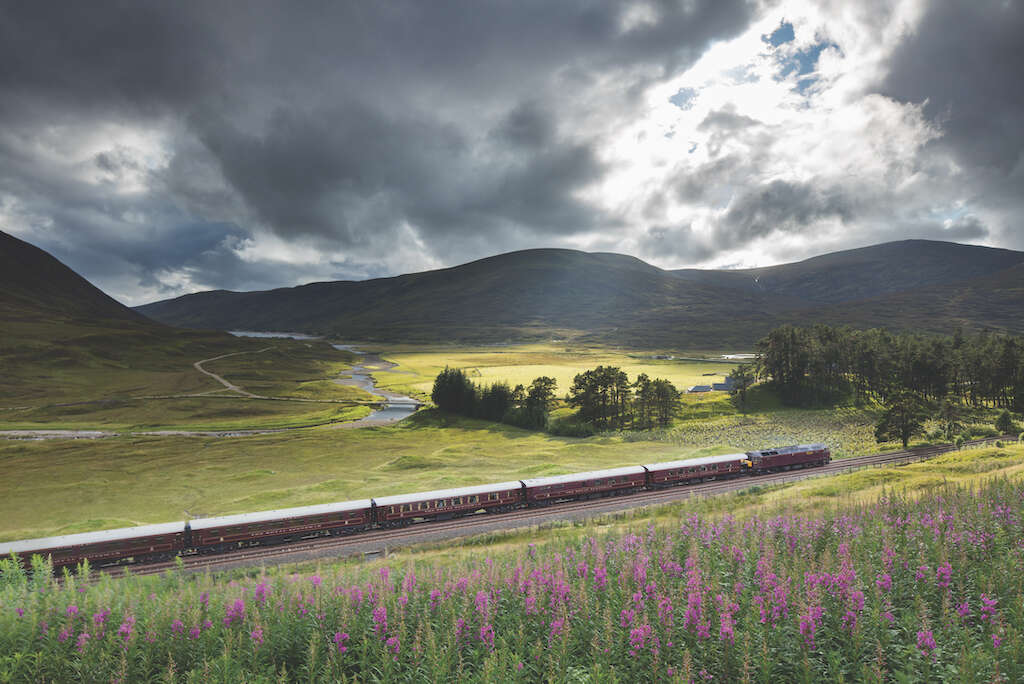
133, 239, 1024, 346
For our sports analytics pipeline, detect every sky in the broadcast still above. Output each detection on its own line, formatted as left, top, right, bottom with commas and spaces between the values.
1, 0, 1022, 306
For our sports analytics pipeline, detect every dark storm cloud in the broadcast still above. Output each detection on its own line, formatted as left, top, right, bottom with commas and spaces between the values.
877, 0, 1024, 252
0, 0, 759, 301
879, 1, 1024, 174
719, 180, 855, 245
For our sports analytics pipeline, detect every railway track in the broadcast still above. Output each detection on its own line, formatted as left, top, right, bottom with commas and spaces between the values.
106, 436, 1010, 579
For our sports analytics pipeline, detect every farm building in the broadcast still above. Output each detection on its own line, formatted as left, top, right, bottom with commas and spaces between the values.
687, 385, 712, 393
712, 377, 736, 392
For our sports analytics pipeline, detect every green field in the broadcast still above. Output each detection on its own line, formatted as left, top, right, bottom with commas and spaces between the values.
3, 340, 998, 543
363, 343, 741, 399
0, 336, 377, 431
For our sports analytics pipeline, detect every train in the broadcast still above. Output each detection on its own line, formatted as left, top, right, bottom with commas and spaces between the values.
0, 444, 829, 573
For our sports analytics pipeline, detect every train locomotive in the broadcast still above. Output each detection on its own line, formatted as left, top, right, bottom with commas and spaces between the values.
0, 444, 829, 573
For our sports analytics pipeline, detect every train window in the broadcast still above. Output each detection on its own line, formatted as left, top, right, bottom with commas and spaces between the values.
488, 493, 497, 501
455, 497, 462, 505
390, 506, 396, 514
470, 495, 478, 503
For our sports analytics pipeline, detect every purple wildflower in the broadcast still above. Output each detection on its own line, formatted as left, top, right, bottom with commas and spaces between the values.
170, 619, 184, 635
76, 632, 90, 652
372, 604, 388, 635
917, 629, 937, 657
66, 605, 79, 617
385, 635, 400, 654
936, 562, 952, 589
224, 599, 245, 626
250, 626, 264, 646
334, 631, 349, 654
479, 623, 496, 650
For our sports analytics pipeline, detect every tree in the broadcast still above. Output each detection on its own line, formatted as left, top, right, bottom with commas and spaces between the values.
567, 366, 631, 430
650, 378, 680, 427
728, 364, 756, 413
874, 390, 930, 449
995, 409, 1018, 436
431, 367, 477, 415
525, 376, 558, 414
478, 382, 513, 421
937, 395, 964, 441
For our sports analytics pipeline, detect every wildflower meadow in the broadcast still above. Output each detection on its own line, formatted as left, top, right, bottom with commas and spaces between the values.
2, 477, 1023, 682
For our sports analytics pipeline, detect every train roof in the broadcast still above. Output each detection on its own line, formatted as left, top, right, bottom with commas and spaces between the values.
189, 499, 373, 531
521, 465, 647, 488
0, 521, 185, 555
747, 443, 827, 456
372, 481, 523, 507
643, 453, 747, 471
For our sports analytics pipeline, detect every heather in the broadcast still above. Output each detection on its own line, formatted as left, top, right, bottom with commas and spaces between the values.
3, 479, 1024, 682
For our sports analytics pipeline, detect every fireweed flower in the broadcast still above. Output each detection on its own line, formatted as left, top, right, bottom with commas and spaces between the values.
917, 629, 937, 657
15, 607, 24, 617
936, 562, 952, 589
980, 594, 998, 621
76, 632, 90, 652
118, 615, 136, 643
372, 604, 388, 635
224, 599, 246, 626
170, 619, 184, 635
956, 600, 970, 619
479, 623, 496, 650
250, 626, 264, 646
66, 605, 79, 617
876, 573, 892, 592
385, 636, 400, 655
189, 626, 201, 640
334, 632, 349, 654
254, 582, 270, 606
93, 609, 111, 627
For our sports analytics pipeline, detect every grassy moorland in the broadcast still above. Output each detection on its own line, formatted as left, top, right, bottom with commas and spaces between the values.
0, 336, 376, 431
2, 443, 1023, 682
3, 341, 1010, 542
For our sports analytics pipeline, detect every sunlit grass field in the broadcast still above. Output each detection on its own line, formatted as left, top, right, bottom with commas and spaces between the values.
365, 343, 743, 399
0, 411, 708, 542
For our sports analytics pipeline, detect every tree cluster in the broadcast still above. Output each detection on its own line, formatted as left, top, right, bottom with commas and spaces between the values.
757, 324, 1024, 410
431, 367, 557, 429
567, 366, 680, 431
756, 324, 1024, 447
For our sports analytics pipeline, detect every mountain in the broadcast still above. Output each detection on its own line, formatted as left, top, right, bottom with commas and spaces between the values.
136, 249, 786, 346
670, 240, 1024, 305
136, 239, 1024, 346
0, 230, 152, 326
0, 230, 252, 406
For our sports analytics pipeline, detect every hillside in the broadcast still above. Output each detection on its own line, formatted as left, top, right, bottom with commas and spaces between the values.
670, 239, 1024, 304
136, 249, 788, 346
0, 230, 264, 406
137, 239, 1024, 346
0, 231, 153, 327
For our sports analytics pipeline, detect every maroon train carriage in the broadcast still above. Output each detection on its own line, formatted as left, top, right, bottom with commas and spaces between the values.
521, 466, 647, 506
372, 481, 524, 527
743, 443, 831, 474
0, 522, 186, 571
644, 453, 747, 488
187, 499, 373, 554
